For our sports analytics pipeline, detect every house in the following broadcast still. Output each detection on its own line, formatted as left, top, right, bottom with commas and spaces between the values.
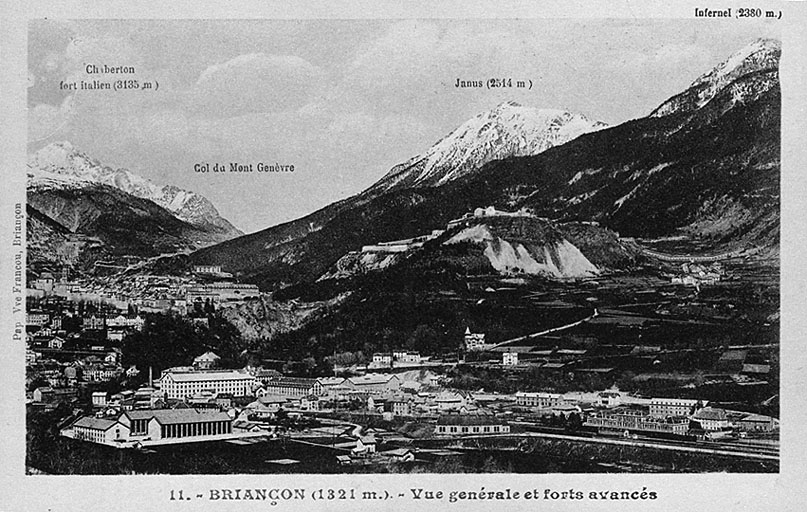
316, 376, 346, 396
649, 398, 705, 417
262, 377, 323, 398
106, 331, 124, 342
30, 274, 56, 293
434, 415, 510, 436
187, 391, 221, 409
91, 391, 108, 407
380, 448, 415, 462
33, 386, 78, 405
48, 336, 65, 350
372, 353, 393, 367
214, 394, 233, 409
193, 265, 222, 274
249, 367, 283, 385
26, 311, 50, 327
233, 419, 267, 433
344, 374, 401, 394
120, 398, 137, 411
597, 390, 622, 408
25, 349, 40, 365
434, 390, 472, 411
33, 387, 54, 403
193, 351, 221, 370
300, 395, 319, 411
71, 416, 130, 444
692, 407, 729, 431
245, 396, 287, 418
734, 413, 779, 432
105, 314, 145, 330
502, 351, 519, 366
352, 435, 377, 456
388, 398, 412, 416
515, 392, 562, 408
366, 395, 387, 413
133, 386, 160, 409
392, 350, 422, 364
82, 315, 106, 331
464, 328, 487, 351
83, 364, 123, 383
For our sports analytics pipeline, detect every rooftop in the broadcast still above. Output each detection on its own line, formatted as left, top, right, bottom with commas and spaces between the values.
348, 374, 399, 386
265, 377, 319, 388
650, 398, 701, 405
194, 351, 220, 362
436, 415, 504, 426
124, 409, 231, 425
73, 416, 119, 431
161, 370, 253, 383
693, 407, 728, 421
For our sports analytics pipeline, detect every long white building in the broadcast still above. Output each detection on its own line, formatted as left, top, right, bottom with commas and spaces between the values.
68, 409, 233, 446
648, 398, 706, 417
158, 370, 255, 399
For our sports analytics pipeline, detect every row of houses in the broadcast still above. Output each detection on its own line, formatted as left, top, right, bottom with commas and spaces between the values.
370, 350, 423, 367
27, 311, 145, 331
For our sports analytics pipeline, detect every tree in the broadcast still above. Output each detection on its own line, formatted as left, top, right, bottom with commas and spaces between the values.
122, 314, 206, 380
302, 357, 317, 375
204, 298, 215, 315
408, 324, 439, 354
566, 412, 583, 431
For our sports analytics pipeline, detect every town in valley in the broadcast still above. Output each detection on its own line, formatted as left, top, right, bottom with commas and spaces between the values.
25, 26, 781, 474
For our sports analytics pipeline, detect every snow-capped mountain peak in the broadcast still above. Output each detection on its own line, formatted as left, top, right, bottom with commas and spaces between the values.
28, 142, 243, 236
651, 38, 780, 118
367, 102, 608, 194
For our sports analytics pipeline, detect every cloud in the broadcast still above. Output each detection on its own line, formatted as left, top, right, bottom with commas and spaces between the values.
620, 43, 714, 73
187, 53, 324, 117
327, 112, 376, 135
62, 36, 144, 79
28, 96, 75, 143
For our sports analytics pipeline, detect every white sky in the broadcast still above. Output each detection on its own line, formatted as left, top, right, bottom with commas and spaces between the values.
28, 19, 779, 233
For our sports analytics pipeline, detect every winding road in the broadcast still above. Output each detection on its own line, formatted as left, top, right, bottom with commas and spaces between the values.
490, 308, 599, 350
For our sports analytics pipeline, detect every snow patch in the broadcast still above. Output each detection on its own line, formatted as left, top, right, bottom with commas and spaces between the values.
627, 162, 672, 182
614, 183, 642, 211
566, 189, 599, 206
568, 167, 602, 185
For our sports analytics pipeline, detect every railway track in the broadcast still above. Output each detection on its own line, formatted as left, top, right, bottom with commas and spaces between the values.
511, 425, 778, 460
